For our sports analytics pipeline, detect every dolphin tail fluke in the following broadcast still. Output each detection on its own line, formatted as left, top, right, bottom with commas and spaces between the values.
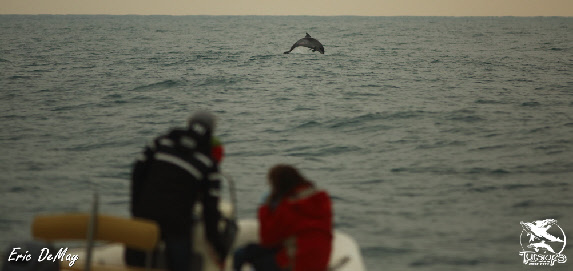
285, 44, 297, 54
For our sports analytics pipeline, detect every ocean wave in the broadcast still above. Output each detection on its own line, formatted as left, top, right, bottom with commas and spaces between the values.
355, 179, 386, 185
474, 99, 508, 104
325, 111, 430, 129
131, 79, 181, 91
513, 200, 573, 209
521, 101, 541, 107
390, 167, 510, 175
51, 103, 94, 112
362, 246, 412, 256
195, 76, 243, 87
249, 54, 276, 60
415, 140, 466, 150
295, 120, 321, 129
443, 110, 485, 123
284, 144, 361, 157
410, 255, 483, 267
8, 75, 33, 80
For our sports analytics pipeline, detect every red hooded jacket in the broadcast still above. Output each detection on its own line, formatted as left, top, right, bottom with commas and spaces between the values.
258, 184, 333, 271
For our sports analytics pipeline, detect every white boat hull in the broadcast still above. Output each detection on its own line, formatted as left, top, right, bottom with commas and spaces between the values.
70, 218, 365, 271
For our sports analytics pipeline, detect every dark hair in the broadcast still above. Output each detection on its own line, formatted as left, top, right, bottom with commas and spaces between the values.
267, 164, 313, 202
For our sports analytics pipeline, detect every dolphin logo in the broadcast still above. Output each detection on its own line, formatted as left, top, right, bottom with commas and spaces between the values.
284, 33, 325, 54
527, 240, 556, 253
520, 219, 564, 243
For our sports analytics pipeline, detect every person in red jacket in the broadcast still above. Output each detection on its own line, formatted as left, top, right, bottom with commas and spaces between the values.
233, 164, 333, 271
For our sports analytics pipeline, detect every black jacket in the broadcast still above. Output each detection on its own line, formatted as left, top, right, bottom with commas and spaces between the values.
130, 126, 225, 259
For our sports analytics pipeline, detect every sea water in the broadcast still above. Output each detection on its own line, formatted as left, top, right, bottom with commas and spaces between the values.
1, 15, 572, 271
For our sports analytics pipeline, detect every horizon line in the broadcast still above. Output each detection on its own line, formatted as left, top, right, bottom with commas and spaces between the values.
1, 13, 572, 17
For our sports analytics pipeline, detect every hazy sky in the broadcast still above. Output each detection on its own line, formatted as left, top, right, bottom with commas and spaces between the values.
1, 0, 572, 16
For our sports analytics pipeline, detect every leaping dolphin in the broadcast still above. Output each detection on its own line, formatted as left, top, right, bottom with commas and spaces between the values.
520, 219, 564, 243
528, 240, 557, 253
284, 33, 325, 54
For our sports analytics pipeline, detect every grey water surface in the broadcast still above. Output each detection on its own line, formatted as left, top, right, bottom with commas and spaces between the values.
1, 15, 572, 270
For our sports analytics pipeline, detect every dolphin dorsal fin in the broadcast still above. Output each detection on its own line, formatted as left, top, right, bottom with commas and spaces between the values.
305, 32, 311, 38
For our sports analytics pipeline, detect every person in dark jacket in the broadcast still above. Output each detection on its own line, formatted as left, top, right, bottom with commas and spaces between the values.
233, 164, 333, 271
126, 111, 227, 271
